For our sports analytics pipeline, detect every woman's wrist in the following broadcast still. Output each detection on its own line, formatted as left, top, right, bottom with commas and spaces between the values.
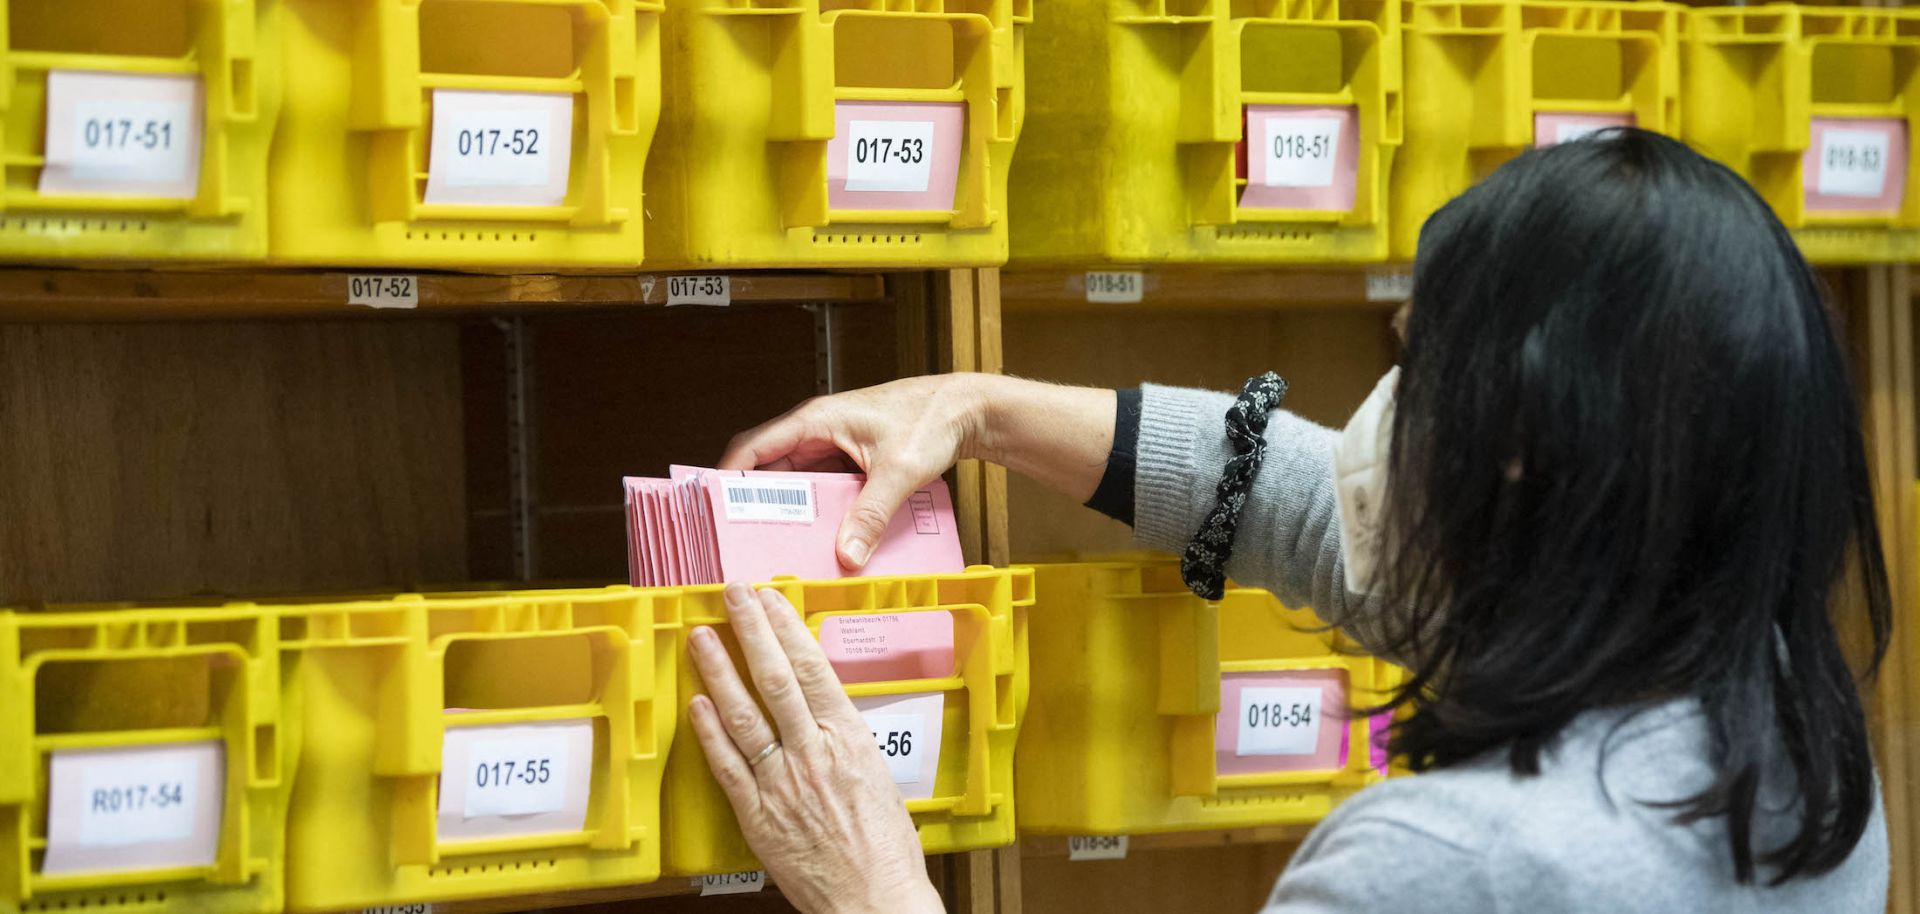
960, 373, 1116, 503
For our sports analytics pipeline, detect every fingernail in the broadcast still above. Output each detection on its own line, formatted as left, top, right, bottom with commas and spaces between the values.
690, 626, 717, 650
843, 537, 870, 568
724, 582, 753, 607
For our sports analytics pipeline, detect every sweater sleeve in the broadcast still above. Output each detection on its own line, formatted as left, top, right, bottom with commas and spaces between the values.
1260, 816, 1495, 914
1131, 383, 1401, 660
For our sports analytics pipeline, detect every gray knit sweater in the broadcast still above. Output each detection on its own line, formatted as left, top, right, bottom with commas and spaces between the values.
1132, 384, 1888, 913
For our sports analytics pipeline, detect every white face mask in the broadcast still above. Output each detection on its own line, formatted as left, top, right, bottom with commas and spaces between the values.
1332, 367, 1398, 596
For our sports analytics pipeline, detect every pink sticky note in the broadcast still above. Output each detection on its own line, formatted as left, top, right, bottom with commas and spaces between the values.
1239, 105, 1360, 212
437, 718, 594, 844
1215, 669, 1348, 776
1534, 112, 1634, 147
827, 101, 965, 213
1803, 117, 1908, 214
820, 611, 956, 684
41, 741, 225, 876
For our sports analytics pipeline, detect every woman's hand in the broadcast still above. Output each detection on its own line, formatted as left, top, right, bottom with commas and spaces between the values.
722, 373, 1117, 569
687, 583, 943, 914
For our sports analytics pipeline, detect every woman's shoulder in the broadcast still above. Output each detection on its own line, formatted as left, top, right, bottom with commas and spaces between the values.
1287, 698, 1887, 912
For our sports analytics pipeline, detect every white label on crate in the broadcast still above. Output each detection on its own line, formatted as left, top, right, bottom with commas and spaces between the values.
852, 691, 944, 800
347, 275, 419, 309
437, 718, 592, 842
41, 741, 224, 876
1555, 122, 1612, 145
697, 871, 767, 896
40, 71, 202, 200
1085, 270, 1144, 304
1365, 271, 1413, 302
1067, 835, 1130, 861
1263, 116, 1342, 188
363, 906, 436, 914
666, 274, 732, 307
1236, 687, 1322, 757
844, 119, 936, 193
426, 90, 574, 207
721, 477, 816, 523
1819, 127, 1893, 198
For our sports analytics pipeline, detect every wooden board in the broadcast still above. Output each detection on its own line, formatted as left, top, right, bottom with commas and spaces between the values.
462, 303, 899, 583
1001, 305, 1397, 560
0, 320, 466, 603
1021, 841, 1298, 914
0, 269, 886, 320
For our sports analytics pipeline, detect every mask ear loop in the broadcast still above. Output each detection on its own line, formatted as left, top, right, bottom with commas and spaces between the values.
1181, 372, 1289, 600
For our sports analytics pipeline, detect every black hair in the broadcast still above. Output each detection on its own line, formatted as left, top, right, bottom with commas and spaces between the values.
1379, 128, 1891, 885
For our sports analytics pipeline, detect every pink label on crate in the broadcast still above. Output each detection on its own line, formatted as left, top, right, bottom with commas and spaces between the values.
1803, 117, 1908, 214
1238, 105, 1360, 212
1215, 669, 1349, 776
820, 611, 955, 684
827, 101, 965, 213
1534, 112, 1634, 147
1370, 713, 1391, 775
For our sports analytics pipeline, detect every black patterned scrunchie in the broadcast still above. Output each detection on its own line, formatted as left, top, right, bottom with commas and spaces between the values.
1181, 372, 1289, 600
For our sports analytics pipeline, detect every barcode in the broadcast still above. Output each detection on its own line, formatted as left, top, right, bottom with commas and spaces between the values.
725, 487, 811, 507
720, 478, 814, 523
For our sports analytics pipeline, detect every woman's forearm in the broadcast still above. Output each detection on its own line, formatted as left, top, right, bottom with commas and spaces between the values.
964, 374, 1116, 504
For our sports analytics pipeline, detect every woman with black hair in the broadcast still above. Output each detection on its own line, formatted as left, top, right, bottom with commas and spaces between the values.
682, 129, 1891, 912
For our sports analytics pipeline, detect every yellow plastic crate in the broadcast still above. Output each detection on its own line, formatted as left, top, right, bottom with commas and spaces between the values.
1392, 0, 1682, 260
1009, 0, 1403, 266
1016, 562, 1400, 836
641, 0, 1028, 269
0, 0, 281, 264
662, 568, 1032, 876
1685, 5, 1920, 264
0, 605, 287, 913
269, 0, 659, 270
278, 587, 679, 912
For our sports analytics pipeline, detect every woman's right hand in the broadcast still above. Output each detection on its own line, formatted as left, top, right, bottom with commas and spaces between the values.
720, 374, 989, 570
720, 373, 1117, 570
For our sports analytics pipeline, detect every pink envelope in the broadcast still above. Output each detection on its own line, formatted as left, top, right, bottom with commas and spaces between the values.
692, 467, 965, 584
1533, 112, 1634, 147
1239, 105, 1360, 212
1214, 669, 1349, 776
820, 611, 956, 684
1803, 117, 1908, 214
826, 101, 965, 213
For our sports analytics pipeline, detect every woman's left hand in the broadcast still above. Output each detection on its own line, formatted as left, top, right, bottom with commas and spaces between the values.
687, 583, 943, 914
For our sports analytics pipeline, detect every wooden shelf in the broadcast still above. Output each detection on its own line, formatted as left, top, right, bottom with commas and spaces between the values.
438, 878, 709, 913
0, 268, 888, 320
1020, 827, 1313, 859
1000, 267, 1408, 312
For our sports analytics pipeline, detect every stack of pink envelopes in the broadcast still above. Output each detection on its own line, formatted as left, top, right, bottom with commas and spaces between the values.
623, 466, 965, 586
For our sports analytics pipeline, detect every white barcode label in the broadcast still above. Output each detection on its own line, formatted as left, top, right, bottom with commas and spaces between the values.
347, 275, 418, 309
721, 478, 815, 523
40, 741, 225, 876
845, 120, 935, 193
1237, 686, 1322, 757
1068, 835, 1129, 861
1263, 116, 1341, 188
667, 275, 731, 307
1820, 127, 1893, 198
39, 71, 203, 200
363, 906, 434, 914
1085, 270, 1143, 304
1365, 271, 1413, 302
697, 871, 766, 896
